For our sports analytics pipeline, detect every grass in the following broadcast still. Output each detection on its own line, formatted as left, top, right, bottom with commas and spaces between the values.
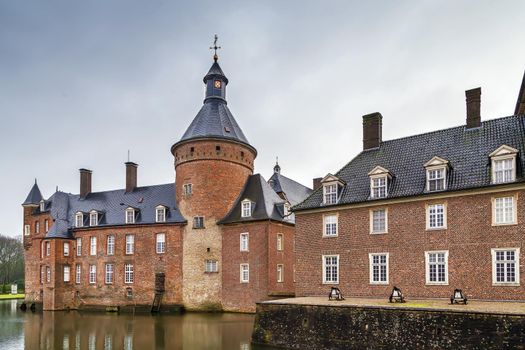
0, 294, 25, 300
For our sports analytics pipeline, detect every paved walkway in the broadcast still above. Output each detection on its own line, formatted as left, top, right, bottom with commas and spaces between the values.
263, 296, 525, 315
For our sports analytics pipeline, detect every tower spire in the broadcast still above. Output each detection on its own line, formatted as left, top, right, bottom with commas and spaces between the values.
209, 34, 221, 62
274, 157, 281, 174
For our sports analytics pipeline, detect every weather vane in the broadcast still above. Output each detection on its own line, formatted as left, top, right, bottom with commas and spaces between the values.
210, 34, 221, 62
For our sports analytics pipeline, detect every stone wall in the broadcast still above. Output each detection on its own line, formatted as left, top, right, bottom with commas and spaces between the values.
252, 303, 525, 349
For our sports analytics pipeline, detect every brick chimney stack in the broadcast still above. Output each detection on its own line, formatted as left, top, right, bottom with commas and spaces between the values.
362, 112, 383, 150
466, 87, 481, 129
79, 168, 92, 199
313, 177, 322, 190
125, 162, 138, 192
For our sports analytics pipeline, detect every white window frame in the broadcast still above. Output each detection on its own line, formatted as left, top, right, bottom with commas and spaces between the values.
63, 242, 70, 256
240, 233, 249, 252
63, 265, 70, 282
35, 221, 39, 234
24, 224, 30, 236
125, 264, 134, 284
240, 264, 249, 283
89, 264, 96, 284
76, 238, 82, 256
370, 176, 387, 199
426, 167, 446, 192
46, 266, 51, 283
492, 158, 516, 184
89, 211, 98, 227
46, 241, 50, 256
193, 216, 204, 229
125, 235, 134, 254
283, 203, 291, 216
90, 236, 97, 256
369, 253, 389, 284
369, 208, 388, 234
105, 264, 114, 284
322, 255, 339, 284
426, 203, 447, 230
491, 248, 520, 286
75, 264, 81, 284
183, 183, 192, 196
156, 206, 166, 223
45, 219, 49, 233
241, 200, 252, 218
40, 200, 45, 212
323, 214, 338, 237
75, 212, 84, 228
125, 208, 135, 224
277, 264, 284, 283
205, 259, 218, 273
323, 183, 338, 205
425, 251, 449, 285
277, 233, 284, 251
156, 233, 166, 254
492, 195, 517, 226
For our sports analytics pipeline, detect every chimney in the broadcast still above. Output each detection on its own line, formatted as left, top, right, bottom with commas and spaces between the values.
362, 112, 383, 150
79, 168, 92, 199
313, 177, 322, 190
465, 87, 481, 129
125, 162, 138, 192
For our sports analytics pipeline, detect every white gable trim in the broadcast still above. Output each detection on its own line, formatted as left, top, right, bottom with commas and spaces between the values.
424, 156, 449, 168
368, 166, 391, 178
489, 145, 518, 158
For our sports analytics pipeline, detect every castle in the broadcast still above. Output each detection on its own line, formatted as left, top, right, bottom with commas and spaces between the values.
22, 52, 311, 313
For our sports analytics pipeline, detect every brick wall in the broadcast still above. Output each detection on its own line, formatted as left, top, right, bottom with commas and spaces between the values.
295, 189, 525, 300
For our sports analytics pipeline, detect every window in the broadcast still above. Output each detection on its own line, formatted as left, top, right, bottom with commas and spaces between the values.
46, 266, 51, 283
277, 264, 284, 282
427, 168, 446, 192
369, 253, 389, 284
125, 264, 134, 284
125, 235, 134, 254
45, 219, 49, 233
323, 255, 339, 284
75, 212, 84, 228
193, 216, 204, 229
425, 251, 448, 285
370, 209, 387, 234
241, 200, 252, 218
156, 233, 166, 254
35, 221, 40, 234
205, 260, 218, 273
75, 264, 81, 284
493, 159, 515, 184
371, 176, 387, 198
155, 206, 166, 223
283, 203, 291, 217
125, 208, 135, 224
63, 265, 70, 282
40, 200, 45, 212
105, 264, 114, 284
183, 183, 193, 196
277, 234, 284, 251
240, 264, 249, 283
492, 248, 520, 285
63, 242, 70, 256
46, 241, 50, 256
427, 204, 446, 229
88, 211, 97, 226
323, 214, 338, 236
240, 233, 249, 251
24, 224, 30, 236
76, 238, 82, 256
106, 235, 115, 255
89, 265, 96, 284
493, 196, 516, 225
323, 184, 338, 205
90, 236, 97, 256
40, 266, 44, 284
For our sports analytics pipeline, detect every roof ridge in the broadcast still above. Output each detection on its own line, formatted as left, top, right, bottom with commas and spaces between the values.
68, 182, 175, 197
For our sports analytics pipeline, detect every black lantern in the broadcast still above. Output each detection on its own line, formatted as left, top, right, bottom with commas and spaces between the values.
389, 286, 406, 303
328, 287, 345, 301
450, 289, 467, 304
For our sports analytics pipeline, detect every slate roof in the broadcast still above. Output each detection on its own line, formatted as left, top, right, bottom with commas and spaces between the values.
22, 181, 43, 206
268, 172, 313, 206
44, 183, 186, 239
516, 71, 525, 115
295, 115, 525, 211
203, 62, 228, 84
219, 174, 292, 225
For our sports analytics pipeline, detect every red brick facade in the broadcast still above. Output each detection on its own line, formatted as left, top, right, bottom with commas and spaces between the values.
295, 187, 525, 301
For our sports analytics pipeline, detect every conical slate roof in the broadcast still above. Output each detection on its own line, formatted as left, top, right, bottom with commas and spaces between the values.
22, 180, 43, 206
203, 62, 228, 84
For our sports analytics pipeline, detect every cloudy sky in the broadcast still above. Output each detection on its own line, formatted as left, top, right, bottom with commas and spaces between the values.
1, 1, 524, 237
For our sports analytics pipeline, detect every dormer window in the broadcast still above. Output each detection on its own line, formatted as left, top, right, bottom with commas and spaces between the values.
490, 145, 518, 184
125, 208, 136, 224
321, 174, 345, 205
368, 166, 391, 199
283, 202, 291, 216
89, 211, 98, 226
75, 212, 84, 228
40, 200, 45, 212
156, 206, 166, 223
424, 157, 449, 192
241, 200, 252, 218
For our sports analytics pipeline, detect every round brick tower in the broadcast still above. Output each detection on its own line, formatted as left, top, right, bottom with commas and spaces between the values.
171, 55, 257, 310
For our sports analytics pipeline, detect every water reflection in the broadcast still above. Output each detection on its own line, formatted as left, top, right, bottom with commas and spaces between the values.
0, 300, 277, 350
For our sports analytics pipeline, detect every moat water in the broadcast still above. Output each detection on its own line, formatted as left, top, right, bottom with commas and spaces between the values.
0, 300, 277, 350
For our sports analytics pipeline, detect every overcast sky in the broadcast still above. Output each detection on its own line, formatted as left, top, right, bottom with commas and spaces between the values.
1, 1, 524, 237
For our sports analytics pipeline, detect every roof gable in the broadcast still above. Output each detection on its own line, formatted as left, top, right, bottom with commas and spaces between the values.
368, 166, 391, 177
424, 156, 450, 168
489, 144, 518, 157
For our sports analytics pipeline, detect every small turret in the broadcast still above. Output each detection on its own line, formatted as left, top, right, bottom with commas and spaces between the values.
22, 179, 43, 207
